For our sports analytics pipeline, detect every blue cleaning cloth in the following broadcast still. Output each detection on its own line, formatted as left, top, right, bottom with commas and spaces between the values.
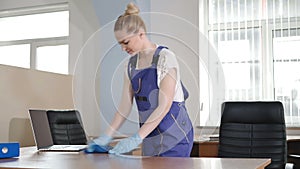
84, 143, 113, 154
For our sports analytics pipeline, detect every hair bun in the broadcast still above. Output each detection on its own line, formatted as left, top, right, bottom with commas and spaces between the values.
124, 2, 140, 16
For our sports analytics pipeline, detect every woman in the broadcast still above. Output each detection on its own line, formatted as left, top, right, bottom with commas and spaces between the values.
88, 2, 193, 157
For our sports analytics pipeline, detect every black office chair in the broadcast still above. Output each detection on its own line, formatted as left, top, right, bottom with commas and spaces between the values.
46, 110, 87, 145
218, 101, 287, 169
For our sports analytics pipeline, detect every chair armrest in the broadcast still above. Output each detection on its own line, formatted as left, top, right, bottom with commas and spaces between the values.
289, 154, 300, 158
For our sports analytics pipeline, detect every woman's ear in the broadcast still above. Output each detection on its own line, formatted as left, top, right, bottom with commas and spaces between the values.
138, 29, 145, 38
139, 32, 144, 38
137, 32, 144, 41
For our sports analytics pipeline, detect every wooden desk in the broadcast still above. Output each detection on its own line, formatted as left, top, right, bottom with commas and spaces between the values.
0, 147, 270, 169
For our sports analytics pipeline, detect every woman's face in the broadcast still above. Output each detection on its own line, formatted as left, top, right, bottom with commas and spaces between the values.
115, 29, 143, 56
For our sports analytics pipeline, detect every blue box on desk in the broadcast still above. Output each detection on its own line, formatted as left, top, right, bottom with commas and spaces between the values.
0, 142, 20, 158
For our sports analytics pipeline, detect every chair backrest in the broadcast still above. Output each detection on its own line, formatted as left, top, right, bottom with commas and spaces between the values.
218, 101, 287, 169
46, 110, 87, 145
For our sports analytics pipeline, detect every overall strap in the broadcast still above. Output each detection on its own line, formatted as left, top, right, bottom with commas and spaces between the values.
151, 46, 168, 65
151, 46, 189, 101
127, 54, 138, 80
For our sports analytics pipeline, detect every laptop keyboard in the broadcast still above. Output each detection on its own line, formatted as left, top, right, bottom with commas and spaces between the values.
44, 145, 87, 151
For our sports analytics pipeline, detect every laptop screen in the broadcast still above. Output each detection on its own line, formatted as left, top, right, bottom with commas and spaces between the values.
28, 109, 54, 149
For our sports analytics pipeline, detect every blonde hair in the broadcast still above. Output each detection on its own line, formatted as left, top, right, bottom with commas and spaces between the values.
114, 2, 146, 34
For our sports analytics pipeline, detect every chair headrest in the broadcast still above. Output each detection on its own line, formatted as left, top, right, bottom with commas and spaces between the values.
221, 101, 285, 124
46, 110, 81, 124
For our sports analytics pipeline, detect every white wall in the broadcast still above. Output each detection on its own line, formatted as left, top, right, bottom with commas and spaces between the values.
68, 0, 102, 137
150, 0, 200, 127
91, 0, 140, 136
0, 65, 74, 142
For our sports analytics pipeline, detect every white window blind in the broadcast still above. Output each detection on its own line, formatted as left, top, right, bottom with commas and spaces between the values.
205, 0, 300, 126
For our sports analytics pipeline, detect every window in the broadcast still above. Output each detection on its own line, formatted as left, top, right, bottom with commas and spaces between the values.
36, 45, 69, 74
0, 4, 69, 74
209, 28, 262, 100
273, 32, 300, 126
0, 44, 30, 68
0, 11, 68, 41
201, 0, 300, 126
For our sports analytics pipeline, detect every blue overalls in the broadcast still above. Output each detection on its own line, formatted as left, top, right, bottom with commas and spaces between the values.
128, 46, 194, 157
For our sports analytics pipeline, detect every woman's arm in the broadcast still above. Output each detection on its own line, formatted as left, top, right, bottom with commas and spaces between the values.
137, 68, 177, 139
105, 72, 134, 136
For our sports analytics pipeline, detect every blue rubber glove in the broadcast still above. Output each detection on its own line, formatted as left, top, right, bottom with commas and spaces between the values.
109, 134, 142, 155
92, 134, 112, 146
85, 134, 113, 153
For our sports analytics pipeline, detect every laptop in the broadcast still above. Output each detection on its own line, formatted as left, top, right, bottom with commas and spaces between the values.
28, 109, 87, 152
